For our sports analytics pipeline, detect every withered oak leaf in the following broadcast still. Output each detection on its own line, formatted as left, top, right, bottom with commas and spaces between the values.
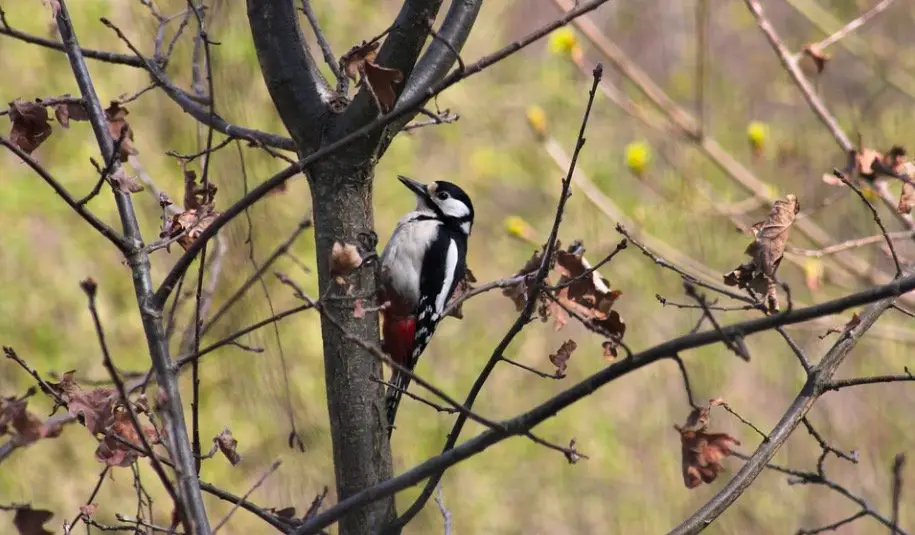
0, 396, 60, 446
8, 100, 52, 154
13, 506, 54, 535
109, 168, 144, 194
675, 399, 740, 489
548, 339, 577, 377
724, 194, 798, 313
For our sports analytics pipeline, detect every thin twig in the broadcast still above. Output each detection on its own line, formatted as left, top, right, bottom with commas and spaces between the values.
211, 460, 282, 534
370, 377, 458, 414
891, 453, 906, 534
299, 1, 345, 93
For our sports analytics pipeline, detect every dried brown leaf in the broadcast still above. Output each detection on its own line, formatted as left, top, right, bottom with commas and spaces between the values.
548, 339, 577, 377
104, 102, 138, 162
182, 169, 217, 211
330, 242, 363, 279
8, 100, 52, 154
13, 506, 54, 535
801, 43, 830, 74
552, 245, 626, 354
110, 168, 144, 194
676, 399, 739, 489
52, 99, 89, 128
340, 40, 403, 111
502, 249, 546, 312
214, 427, 241, 465
724, 194, 798, 313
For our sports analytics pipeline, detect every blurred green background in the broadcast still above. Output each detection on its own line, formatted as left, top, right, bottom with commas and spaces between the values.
1, 0, 914, 533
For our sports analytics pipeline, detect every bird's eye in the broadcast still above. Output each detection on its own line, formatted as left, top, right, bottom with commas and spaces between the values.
436, 191, 449, 200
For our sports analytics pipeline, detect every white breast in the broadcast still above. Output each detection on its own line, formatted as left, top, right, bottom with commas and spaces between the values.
380, 213, 441, 309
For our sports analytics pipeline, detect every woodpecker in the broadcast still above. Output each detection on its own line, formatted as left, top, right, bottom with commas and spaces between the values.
380, 175, 474, 433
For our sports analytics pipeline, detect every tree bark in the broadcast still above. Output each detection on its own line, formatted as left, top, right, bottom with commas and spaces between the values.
309, 156, 396, 532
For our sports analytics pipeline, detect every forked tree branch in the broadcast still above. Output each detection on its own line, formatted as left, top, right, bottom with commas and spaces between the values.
379, 0, 483, 152
152, 0, 618, 307
246, 0, 335, 152
669, 292, 900, 534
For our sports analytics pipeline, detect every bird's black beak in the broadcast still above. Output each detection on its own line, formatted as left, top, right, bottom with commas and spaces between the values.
397, 175, 429, 200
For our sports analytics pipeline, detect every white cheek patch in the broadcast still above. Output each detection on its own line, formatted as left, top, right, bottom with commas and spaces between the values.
439, 198, 470, 219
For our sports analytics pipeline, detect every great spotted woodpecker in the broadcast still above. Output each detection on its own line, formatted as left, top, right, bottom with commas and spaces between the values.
380, 175, 474, 433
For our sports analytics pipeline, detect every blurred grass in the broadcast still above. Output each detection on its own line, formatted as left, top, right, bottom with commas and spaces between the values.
1, 0, 914, 534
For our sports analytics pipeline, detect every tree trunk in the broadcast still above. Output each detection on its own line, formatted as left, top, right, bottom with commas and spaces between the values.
309, 156, 396, 533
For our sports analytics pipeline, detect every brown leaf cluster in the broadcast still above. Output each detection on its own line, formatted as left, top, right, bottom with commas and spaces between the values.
8, 100, 52, 154
160, 169, 220, 251
49, 371, 160, 467
675, 399, 740, 489
341, 41, 404, 112
0, 396, 62, 447
13, 506, 54, 535
503, 241, 626, 369
553, 247, 625, 358
825, 146, 908, 185
548, 339, 577, 377
724, 194, 798, 312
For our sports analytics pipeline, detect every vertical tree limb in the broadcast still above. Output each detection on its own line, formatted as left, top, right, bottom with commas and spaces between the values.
53, 0, 210, 531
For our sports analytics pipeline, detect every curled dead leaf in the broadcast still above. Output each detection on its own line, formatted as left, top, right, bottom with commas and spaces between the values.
553, 244, 626, 355
110, 168, 144, 194
330, 241, 363, 280
52, 98, 89, 128
724, 194, 798, 313
8, 100, 52, 154
214, 427, 241, 465
548, 339, 577, 377
801, 43, 829, 74
104, 102, 138, 162
340, 40, 404, 112
675, 399, 739, 489
13, 506, 54, 535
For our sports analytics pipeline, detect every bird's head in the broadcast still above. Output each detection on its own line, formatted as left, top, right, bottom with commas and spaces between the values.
398, 175, 474, 235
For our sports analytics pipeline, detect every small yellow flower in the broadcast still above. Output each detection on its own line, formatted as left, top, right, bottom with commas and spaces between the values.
504, 215, 537, 243
862, 185, 878, 201
625, 141, 651, 177
549, 28, 578, 56
526, 105, 548, 138
747, 121, 768, 149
